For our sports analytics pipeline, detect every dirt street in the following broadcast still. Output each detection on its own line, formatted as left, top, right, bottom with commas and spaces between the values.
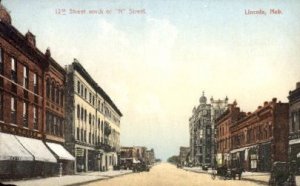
85, 163, 260, 186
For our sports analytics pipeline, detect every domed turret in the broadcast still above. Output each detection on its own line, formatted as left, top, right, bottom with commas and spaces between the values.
199, 91, 207, 104
0, 2, 12, 24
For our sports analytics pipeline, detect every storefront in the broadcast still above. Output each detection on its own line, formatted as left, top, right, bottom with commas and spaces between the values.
46, 142, 75, 175
0, 132, 58, 179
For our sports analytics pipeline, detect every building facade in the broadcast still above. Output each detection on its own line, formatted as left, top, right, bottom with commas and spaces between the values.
216, 101, 245, 167
288, 82, 300, 166
0, 3, 74, 178
65, 60, 122, 172
189, 92, 228, 166
230, 98, 289, 172
179, 146, 190, 166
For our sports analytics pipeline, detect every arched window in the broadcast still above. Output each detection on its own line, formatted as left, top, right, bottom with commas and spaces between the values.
51, 82, 55, 102
46, 79, 50, 98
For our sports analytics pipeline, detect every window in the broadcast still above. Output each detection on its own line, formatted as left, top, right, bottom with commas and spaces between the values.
33, 73, 38, 94
81, 84, 83, 96
23, 102, 28, 127
60, 90, 64, 107
77, 81, 80, 94
92, 96, 95, 105
11, 97, 17, 124
23, 66, 28, 89
89, 92, 92, 103
84, 130, 86, 142
81, 107, 84, 120
77, 127, 80, 140
77, 104, 80, 119
84, 88, 87, 99
51, 83, 55, 102
0, 48, 3, 87
89, 132, 91, 143
53, 116, 57, 135
89, 113, 91, 124
81, 128, 83, 141
11, 58, 17, 82
0, 91, 3, 121
46, 79, 50, 98
84, 109, 87, 122
56, 89, 59, 104
33, 106, 38, 130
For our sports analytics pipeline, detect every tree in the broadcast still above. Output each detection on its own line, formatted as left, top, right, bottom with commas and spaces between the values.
167, 155, 179, 164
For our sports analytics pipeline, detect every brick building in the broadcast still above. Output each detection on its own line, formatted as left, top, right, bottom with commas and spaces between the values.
288, 82, 300, 166
230, 98, 289, 172
216, 101, 245, 167
0, 3, 74, 178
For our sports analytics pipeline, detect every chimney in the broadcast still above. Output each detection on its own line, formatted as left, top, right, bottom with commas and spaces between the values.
25, 31, 36, 47
45, 47, 51, 58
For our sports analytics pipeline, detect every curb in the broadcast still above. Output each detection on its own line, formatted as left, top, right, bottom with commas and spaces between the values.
183, 168, 269, 185
65, 172, 133, 186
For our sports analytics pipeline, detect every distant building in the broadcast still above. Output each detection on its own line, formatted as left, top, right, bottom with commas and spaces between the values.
230, 98, 289, 172
288, 82, 300, 163
189, 92, 228, 166
145, 149, 156, 165
65, 60, 122, 172
179, 146, 190, 166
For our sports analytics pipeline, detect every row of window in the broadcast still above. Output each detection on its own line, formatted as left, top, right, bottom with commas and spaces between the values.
0, 48, 39, 95
76, 127, 105, 145
76, 104, 105, 130
46, 112, 64, 137
76, 79, 120, 124
46, 79, 64, 107
0, 91, 39, 129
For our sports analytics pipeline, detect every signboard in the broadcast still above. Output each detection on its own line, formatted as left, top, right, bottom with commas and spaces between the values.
76, 148, 84, 157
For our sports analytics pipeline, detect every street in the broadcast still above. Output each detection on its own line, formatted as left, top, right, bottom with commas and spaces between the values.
85, 163, 261, 186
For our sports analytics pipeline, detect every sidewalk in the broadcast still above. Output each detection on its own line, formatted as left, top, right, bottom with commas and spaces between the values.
183, 167, 300, 185
1, 170, 133, 186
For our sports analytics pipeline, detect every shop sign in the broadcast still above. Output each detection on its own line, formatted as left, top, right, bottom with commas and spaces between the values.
76, 148, 84, 157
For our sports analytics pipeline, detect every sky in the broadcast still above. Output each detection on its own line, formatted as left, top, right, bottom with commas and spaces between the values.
3, 0, 300, 161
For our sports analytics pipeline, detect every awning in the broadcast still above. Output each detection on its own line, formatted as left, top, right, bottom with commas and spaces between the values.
297, 152, 300, 158
133, 159, 140, 163
230, 145, 257, 154
15, 136, 57, 163
46, 142, 75, 161
0, 132, 33, 161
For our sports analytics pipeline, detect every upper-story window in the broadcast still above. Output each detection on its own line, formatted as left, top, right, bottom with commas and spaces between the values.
89, 92, 92, 103
81, 84, 83, 97
23, 102, 28, 127
84, 88, 87, 99
92, 96, 95, 106
0, 91, 3, 121
81, 107, 84, 120
56, 89, 59, 104
33, 106, 38, 130
51, 83, 55, 102
77, 104, 80, 119
11, 96, 17, 124
60, 90, 64, 107
77, 81, 80, 94
23, 66, 28, 89
46, 79, 50, 98
11, 58, 17, 82
33, 73, 38, 94
89, 113, 91, 124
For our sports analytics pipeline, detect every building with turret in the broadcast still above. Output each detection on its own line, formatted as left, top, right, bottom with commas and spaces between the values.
189, 92, 228, 166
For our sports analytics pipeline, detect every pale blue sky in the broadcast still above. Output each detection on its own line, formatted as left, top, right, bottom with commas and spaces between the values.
3, 0, 300, 160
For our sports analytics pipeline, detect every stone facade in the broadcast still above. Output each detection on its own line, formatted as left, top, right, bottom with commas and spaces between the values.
230, 98, 289, 172
288, 82, 300, 166
65, 60, 122, 172
189, 92, 228, 166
